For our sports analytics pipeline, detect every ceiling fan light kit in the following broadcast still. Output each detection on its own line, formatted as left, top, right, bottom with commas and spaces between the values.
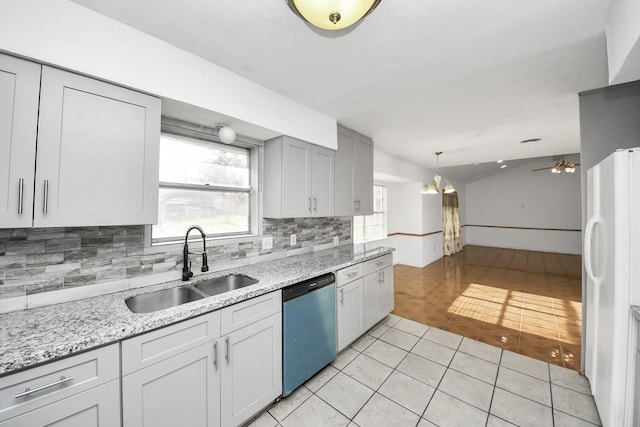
286, 0, 382, 31
532, 156, 579, 174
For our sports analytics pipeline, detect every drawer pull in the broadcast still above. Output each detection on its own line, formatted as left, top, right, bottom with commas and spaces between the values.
14, 376, 73, 399
17, 178, 24, 215
347, 271, 358, 278
376, 261, 384, 267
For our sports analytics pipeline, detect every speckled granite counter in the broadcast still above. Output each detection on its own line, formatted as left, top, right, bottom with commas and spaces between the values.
0, 245, 392, 376
632, 306, 640, 322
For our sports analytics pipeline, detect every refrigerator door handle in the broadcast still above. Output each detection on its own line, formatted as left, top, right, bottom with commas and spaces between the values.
584, 215, 600, 285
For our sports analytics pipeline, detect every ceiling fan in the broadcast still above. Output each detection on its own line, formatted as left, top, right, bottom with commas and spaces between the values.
532, 157, 579, 174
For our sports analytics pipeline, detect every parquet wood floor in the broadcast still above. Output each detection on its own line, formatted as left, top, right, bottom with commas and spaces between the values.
392, 245, 583, 371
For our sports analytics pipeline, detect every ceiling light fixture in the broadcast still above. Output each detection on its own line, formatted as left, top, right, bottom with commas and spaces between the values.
551, 159, 577, 174
216, 124, 236, 144
422, 151, 456, 195
286, 0, 382, 31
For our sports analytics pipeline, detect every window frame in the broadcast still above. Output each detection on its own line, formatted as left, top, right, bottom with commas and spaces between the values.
146, 117, 263, 247
353, 184, 387, 243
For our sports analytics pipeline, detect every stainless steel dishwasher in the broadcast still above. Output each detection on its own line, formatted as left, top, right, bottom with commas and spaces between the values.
282, 273, 336, 396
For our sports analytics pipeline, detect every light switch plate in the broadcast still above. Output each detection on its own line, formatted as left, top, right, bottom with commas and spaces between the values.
290, 234, 296, 245
262, 236, 273, 250
333, 236, 339, 246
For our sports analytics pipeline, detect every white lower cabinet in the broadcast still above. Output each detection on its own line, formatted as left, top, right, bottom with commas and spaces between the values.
0, 344, 120, 427
121, 291, 282, 427
363, 256, 395, 331
336, 278, 365, 352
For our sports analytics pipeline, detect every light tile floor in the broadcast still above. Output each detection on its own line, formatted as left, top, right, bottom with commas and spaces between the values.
247, 314, 601, 427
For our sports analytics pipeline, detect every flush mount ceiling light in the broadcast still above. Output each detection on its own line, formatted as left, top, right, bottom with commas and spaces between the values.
286, 0, 382, 31
216, 124, 236, 144
422, 151, 456, 195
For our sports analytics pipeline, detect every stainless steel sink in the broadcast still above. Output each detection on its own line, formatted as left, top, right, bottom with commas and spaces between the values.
125, 286, 204, 314
194, 274, 259, 297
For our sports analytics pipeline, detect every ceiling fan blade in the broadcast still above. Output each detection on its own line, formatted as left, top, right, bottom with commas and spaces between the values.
531, 167, 552, 172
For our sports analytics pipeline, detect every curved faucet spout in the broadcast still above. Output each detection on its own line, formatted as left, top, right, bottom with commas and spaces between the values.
182, 225, 209, 281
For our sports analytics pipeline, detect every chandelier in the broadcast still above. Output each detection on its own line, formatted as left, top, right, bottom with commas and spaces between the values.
551, 159, 577, 174
286, 0, 382, 31
422, 152, 456, 195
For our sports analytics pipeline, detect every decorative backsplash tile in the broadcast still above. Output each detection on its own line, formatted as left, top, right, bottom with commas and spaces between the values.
0, 217, 351, 301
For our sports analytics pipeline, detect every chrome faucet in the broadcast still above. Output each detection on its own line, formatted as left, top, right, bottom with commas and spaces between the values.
182, 225, 209, 281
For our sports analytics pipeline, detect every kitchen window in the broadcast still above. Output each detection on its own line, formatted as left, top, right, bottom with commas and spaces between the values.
353, 184, 387, 243
151, 119, 260, 244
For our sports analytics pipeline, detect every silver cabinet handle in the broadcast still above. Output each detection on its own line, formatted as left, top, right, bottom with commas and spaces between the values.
376, 261, 384, 267
17, 178, 24, 215
357, 200, 361, 211
340, 288, 344, 304
225, 336, 230, 364
314, 197, 317, 212
308, 197, 312, 213
43, 179, 49, 215
213, 341, 218, 370
347, 271, 358, 278
379, 272, 383, 283
14, 376, 73, 399
353, 200, 357, 211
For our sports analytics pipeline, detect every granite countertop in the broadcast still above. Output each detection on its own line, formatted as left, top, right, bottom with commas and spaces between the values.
0, 245, 392, 376
632, 306, 640, 322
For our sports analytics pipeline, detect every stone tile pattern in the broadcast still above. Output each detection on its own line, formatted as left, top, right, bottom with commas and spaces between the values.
0, 217, 351, 299
254, 315, 602, 427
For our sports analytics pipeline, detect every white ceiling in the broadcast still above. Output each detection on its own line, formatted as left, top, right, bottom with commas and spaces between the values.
70, 0, 611, 173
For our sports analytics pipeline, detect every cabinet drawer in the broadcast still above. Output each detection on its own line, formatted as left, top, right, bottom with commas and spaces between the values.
122, 310, 220, 376
337, 264, 363, 286
363, 254, 393, 276
221, 291, 282, 336
0, 344, 119, 422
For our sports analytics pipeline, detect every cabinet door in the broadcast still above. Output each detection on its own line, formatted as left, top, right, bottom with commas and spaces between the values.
122, 343, 220, 427
281, 137, 311, 217
363, 273, 380, 331
334, 131, 355, 216
311, 145, 334, 217
379, 266, 395, 318
34, 66, 160, 227
221, 313, 282, 427
0, 380, 120, 427
353, 137, 373, 215
0, 54, 40, 228
337, 279, 365, 352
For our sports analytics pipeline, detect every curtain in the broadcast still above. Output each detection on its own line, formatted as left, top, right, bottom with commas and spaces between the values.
442, 192, 462, 256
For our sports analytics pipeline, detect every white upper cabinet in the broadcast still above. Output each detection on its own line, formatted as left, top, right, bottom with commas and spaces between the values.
0, 54, 40, 228
0, 52, 161, 228
334, 126, 373, 216
264, 135, 334, 218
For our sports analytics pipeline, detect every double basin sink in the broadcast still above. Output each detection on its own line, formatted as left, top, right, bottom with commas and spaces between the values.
125, 274, 259, 314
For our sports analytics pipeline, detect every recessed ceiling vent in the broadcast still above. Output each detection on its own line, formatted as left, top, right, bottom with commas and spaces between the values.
520, 138, 542, 144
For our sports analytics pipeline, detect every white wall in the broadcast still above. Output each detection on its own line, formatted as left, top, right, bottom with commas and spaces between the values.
606, 0, 640, 84
0, 0, 337, 149
464, 154, 582, 254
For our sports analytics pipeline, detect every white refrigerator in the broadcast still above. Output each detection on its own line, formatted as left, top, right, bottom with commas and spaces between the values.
585, 147, 640, 427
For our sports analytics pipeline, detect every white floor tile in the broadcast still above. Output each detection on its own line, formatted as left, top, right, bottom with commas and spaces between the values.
423, 390, 488, 427
392, 318, 430, 337
378, 370, 435, 415
449, 351, 499, 385
459, 337, 502, 364
500, 350, 550, 381
269, 386, 313, 421
496, 366, 551, 407
384, 314, 402, 327
368, 323, 390, 338
411, 338, 456, 367
281, 395, 350, 427
343, 353, 394, 390
486, 415, 518, 426
351, 334, 376, 353
417, 419, 438, 427
549, 364, 592, 395
551, 385, 601, 425
438, 369, 494, 411
379, 327, 420, 351
305, 365, 339, 392
245, 411, 279, 427
553, 409, 601, 427
423, 327, 463, 349
490, 388, 553, 427
353, 393, 421, 427
396, 353, 447, 388
363, 339, 408, 368
316, 372, 374, 419
332, 348, 359, 370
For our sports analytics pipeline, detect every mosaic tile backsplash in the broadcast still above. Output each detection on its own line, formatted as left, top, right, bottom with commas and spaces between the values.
0, 217, 351, 300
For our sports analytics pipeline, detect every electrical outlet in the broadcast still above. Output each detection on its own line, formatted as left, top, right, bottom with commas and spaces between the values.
290, 234, 296, 246
262, 236, 273, 250
333, 236, 339, 246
